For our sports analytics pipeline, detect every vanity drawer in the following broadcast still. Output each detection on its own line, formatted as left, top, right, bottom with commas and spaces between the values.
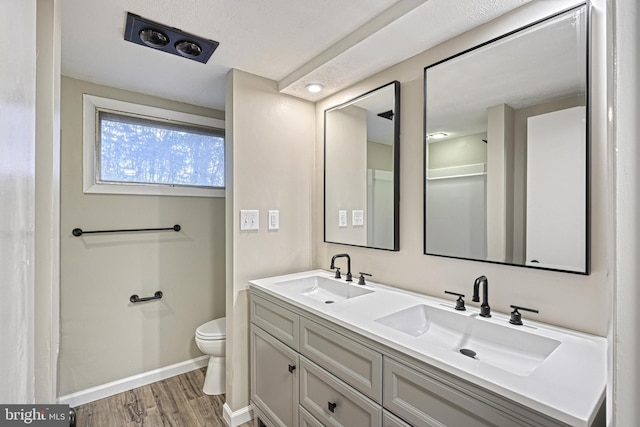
300, 356, 382, 427
383, 410, 412, 427
383, 357, 533, 427
299, 406, 324, 427
300, 317, 382, 402
251, 294, 299, 350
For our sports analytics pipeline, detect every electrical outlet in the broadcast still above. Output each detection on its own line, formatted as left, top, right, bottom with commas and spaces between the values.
268, 210, 279, 230
352, 210, 365, 226
240, 210, 259, 230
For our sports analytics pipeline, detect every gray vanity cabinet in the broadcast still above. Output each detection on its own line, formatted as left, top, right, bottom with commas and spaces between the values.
251, 294, 383, 427
249, 290, 576, 427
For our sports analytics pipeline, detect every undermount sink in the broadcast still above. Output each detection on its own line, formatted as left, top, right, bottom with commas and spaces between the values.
375, 304, 560, 376
275, 275, 374, 304
374, 304, 469, 349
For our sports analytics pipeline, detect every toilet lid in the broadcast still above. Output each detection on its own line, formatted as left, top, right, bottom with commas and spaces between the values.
196, 317, 226, 340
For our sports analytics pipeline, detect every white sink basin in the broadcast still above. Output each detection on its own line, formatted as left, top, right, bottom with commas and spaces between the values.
275, 275, 374, 304
375, 304, 560, 376
458, 320, 560, 376
374, 304, 468, 350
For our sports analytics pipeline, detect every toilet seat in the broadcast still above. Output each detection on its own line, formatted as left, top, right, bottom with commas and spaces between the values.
196, 317, 226, 340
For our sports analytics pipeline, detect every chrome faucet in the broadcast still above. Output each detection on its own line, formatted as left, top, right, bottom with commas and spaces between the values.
472, 275, 491, 318
330, 253, 352, 282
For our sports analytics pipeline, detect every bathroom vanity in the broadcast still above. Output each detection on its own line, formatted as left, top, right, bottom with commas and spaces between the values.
249, 270, 605, 427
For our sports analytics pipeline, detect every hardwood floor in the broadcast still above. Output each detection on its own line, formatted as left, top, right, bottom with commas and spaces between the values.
74, 368, 253, 427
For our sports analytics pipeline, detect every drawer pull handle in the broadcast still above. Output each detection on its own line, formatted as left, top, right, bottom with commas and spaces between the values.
328, 402, 337, 413
288, 364, 296, 373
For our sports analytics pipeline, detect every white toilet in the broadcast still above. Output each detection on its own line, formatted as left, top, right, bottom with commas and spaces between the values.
195, 317, 226, 395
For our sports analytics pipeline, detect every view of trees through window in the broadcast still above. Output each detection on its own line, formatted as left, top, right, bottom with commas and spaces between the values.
98, 111, 225, 188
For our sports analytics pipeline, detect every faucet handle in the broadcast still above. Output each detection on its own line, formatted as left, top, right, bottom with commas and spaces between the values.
333, 267, 341, 279
358, 272, 372, 285
444, 291, 466, 311
509, 305, 539, 325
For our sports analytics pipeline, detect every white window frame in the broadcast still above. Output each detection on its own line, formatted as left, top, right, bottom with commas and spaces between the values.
83, 94, 225, 197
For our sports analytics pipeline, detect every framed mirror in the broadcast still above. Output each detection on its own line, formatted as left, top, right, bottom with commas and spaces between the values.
424, 5, 589, 273
325, 81, 400, 251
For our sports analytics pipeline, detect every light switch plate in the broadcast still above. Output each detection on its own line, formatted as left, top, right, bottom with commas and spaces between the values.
268, 210, 279, 230
353, 210, 365, 226
240, 210, 259, 230
338, 210, 348, 227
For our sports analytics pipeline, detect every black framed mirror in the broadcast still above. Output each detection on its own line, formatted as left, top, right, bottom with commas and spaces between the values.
324, 81, 400, 251
424, 5, 589, 273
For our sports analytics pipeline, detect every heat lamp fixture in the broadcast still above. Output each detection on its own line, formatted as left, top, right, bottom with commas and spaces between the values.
124, 13, 219, 64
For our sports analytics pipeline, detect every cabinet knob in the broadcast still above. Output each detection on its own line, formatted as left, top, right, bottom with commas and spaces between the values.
328, 401, 337, 413
288, 364, 296, 373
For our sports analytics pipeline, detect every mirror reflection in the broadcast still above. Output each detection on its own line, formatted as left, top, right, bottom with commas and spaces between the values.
325, 81, 400, 251
424, 6, 588, 273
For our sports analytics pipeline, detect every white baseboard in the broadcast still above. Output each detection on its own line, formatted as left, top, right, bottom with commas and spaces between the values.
57, 355, 209, 407
223, 402, 253, 427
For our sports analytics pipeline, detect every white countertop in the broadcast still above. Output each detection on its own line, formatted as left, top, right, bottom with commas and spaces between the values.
249, 270, 606, 427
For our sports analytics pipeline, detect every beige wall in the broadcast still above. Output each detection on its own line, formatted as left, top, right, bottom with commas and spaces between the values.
315, 0, 610, 337
427, 133, 487, 170
225, 69, 315, 412
368, 141, 393, 171
59, 77, 226, 395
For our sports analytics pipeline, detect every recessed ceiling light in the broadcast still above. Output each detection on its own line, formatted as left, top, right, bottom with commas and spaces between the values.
428, 132, 449, 140
175, 40, 202, 58
139, 28, 170, 48
306, 83, 324, 93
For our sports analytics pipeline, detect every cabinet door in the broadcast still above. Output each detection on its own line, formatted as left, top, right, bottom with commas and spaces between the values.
251, 325, 299, 427
300, 357, 382, 427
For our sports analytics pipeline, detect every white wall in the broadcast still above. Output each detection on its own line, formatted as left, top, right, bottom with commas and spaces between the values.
0, 0, 37, 404
225, 69, 315, 414
611, 0, 640, 423
35, 0, 61, 403
58, 77, 226, 395
315, 0, 610, 337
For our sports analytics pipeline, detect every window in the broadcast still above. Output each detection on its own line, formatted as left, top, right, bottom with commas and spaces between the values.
83, 95, 225, 197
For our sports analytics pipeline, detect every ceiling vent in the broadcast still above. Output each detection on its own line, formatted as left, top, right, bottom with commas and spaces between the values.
124, 13, 219, 64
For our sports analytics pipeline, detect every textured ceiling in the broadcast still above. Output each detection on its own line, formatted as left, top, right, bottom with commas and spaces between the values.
426, 6, 587, 139
61, 0, 531, 110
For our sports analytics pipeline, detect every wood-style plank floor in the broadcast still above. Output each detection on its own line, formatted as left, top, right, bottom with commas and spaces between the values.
74, 368, 253, 427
